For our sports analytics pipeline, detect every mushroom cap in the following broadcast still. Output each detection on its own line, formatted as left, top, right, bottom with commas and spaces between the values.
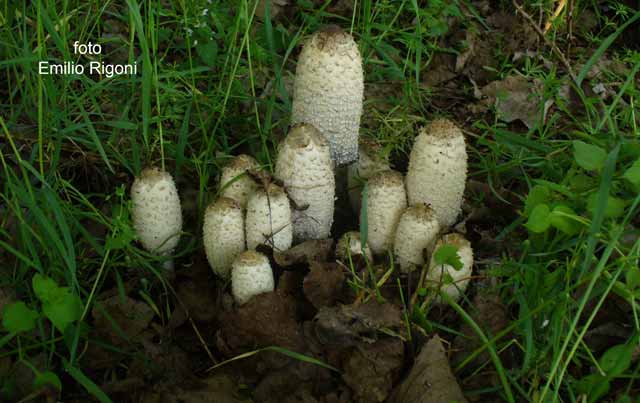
406, 119, 467, 228
275, 123, 335, 241
336, 231, 373, 263
291, 26, 364, 165
231, 250, 275, 305
425, 233, 473, 301
203, 197, 246, 278
245, 183, 293, 252
220, 154, 259, 208
394, 204, 441, 272
348, 139, 390, 212
131, 167, 182, 254
364, 170, 407, 255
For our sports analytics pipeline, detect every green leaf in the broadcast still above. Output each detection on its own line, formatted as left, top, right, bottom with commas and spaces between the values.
2, 302, 38, 333
587, 193, 626, 218
524, 185, 550, 216
42, 289, 82, 332
34, 370, 62, 391
32, 274, 59, 304
433, 244, 463, 271
600, 343, 634, 377
196, 41, 218, 67
525, 203, 551, 233
575, 374, 610, 403
549, 205, 581, 235
623, 159, 640, 188
574, 140, 607, 171
568, 174, 593, 192
627, 266, 640, 290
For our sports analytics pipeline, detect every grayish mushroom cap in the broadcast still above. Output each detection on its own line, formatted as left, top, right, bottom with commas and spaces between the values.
231, 250, 274, 305
364, 170, 407, 255
203, 197, 246, 278
425, 233, 473, 301
394, 204, 441, 272
245, 183, 293, 252
220, 154, 260, 208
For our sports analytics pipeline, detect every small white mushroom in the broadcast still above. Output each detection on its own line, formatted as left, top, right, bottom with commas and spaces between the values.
425, 233, 473, 301
231, 250, 275, 305
364, 170, 407, 255
291, 26, 364, 165
131, 167, 182, 262
336, 231, 373, 263
406, 119, 467, 228
347, 139, 390, 213
394, 204, 441, 272
275, 123, 335, 242
245, 183, 293, 252
219, 154, 259, 208
203, 197, 246, 279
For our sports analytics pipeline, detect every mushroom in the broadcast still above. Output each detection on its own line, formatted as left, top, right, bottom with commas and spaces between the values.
336, 231, 373, 264
425, 233, 473, 301
406, 119, 467, 228
394, 204, 441, 272
347, 139, 390, 213
364, 170, 407, 255
245, 183, 293, 252
203, 197, 246, 278
130, 167, 182, 268
219, 154, 259, 208
231, 250, 275, 305
291, 25, 364, 165
275, 123, 335, 242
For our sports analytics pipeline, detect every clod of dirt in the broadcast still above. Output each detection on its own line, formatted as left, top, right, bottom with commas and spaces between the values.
313, 300, 404, 347
273, 239, 334, 267
342, 338, 404, 403
92, 295, 155, 346
389, 335, 468, 403
177, 279, 218, 322
140, 374, 252, 403
303, 262, 346, 308
255, 361, 332, 403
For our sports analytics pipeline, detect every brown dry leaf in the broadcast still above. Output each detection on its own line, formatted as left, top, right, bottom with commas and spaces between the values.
274, 239, 334, 267
141, 375, 252, 403
303, 262, 346, 308
92, 295, 154, 346
389, 335, 468, 403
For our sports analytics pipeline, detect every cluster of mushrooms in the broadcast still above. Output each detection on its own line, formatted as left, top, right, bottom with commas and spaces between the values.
129, 26, 473, 307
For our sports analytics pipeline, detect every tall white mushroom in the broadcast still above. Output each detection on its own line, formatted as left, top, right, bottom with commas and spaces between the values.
394, 204, 441, 272
203, 197, 245, 278
245, 183, 293, 252
364, 170, 407, 255
406, 119, 467, 228
291, 26, 364, 165
347, 139, 390, 213
219, 154, 259, 208
275, 123, 335, 242
131, 167, 182, 268
231, 250, 275, 305
425, 233, 474, 301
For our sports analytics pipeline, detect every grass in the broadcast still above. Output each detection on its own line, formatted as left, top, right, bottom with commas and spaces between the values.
1, 0, 640, 401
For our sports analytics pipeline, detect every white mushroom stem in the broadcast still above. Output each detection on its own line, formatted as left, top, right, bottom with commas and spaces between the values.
425, 233, 474, 301
336, 231, 373, 263
364, 170, 407, 255
406, 119, 468, 228
203, 197, 246, 279
231, 250, 275, 305
245, 183, 293, 252
219, 154, 259, 208
131, 167, 182, 269
347, 139, 390, 213
275, 123, 335, 242
291, 26, 364, 165
394, 204, 441, 272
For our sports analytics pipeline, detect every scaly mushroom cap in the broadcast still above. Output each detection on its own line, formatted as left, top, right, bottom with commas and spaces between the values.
231, 250, 275, 305
364, 170, 407, 255
203, 197, 246, 278
393, 204, 441, 272
336, 231, 373, 263
347, 139, 390, 213
245, 183, 293, 252
219, 154, 259, 208
131, 167, 182, 254
425, 233, 473, 301
406, 119, 467, 228
275, 123, 335, 242
291, 26, 364, 165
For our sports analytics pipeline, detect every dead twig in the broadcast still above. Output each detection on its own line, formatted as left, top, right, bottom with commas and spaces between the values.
544, 0, 567, 33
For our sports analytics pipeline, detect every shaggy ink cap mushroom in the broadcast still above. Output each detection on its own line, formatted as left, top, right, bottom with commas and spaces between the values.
219, 154, 260, 208
131, 167, 182, 256
275, 123, 335, 242
231, 250, 275, 305
406, 119, 468, 228
364, 170, 407, 255
245, 183, 293, 252
291, 25, 364, 165
347, 139, 391, 213
394, 204, 441, 272
203, 197, 246, 279
336, 231, 373, 263
425, 233, 474, 301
